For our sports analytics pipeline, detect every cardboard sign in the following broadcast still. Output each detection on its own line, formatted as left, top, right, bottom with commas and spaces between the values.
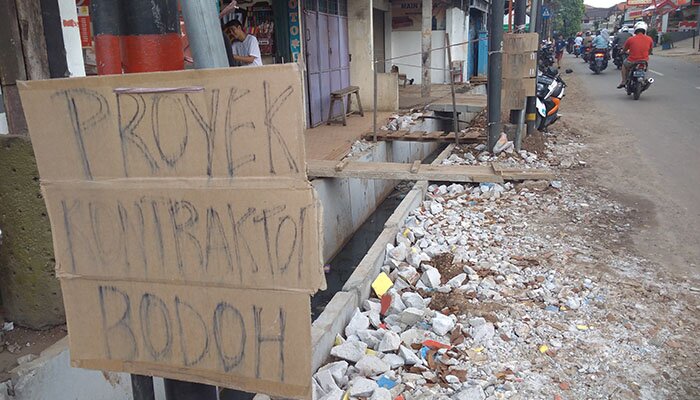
19, 64, 324, 399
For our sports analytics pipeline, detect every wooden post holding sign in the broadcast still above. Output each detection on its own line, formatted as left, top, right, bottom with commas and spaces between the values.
18, 64, 325, 399
501, 33, 538, 120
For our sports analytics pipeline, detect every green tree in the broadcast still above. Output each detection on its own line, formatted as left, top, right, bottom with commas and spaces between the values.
550, 0, 585, 37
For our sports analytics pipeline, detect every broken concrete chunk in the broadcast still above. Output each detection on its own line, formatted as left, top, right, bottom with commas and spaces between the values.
378, 330, 402, 352
345, 308, 370, 337
401, 292, 426, 309
356, 354, 391, 377
382, 353, 405, 369
330, 340, 367, 363
397, 266, 420, 285
370, 387, 392, 400
452, 385, 486, 400
431, 313, 456, 336
447, 273, 467, 288
471, 322, 495, 344
399, 345, 422, 365
400, 307, 425, 326
349, 376, 379, 397
317, 361, 349, 385
421, 268, 442, 289
318, 388, 344, 400
314, 369, 340, 394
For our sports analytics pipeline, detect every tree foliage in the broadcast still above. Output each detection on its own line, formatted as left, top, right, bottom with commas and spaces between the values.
551, 0, 585, 37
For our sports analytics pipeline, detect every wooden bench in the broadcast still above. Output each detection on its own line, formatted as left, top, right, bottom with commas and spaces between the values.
327, 86, 364, 126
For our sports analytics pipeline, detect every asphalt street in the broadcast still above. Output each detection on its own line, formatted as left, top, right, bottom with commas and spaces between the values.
564, 52, 700, 268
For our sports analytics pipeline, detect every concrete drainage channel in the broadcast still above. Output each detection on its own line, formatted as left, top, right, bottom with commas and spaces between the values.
309, 144, 455, 373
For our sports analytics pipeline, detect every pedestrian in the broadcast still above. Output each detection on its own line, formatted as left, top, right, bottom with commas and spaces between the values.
555, 34, 567, 69
223, 19, 262, 67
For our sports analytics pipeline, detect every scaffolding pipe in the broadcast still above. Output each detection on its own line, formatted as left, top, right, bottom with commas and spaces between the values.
445, 33, 460, 144
180, 0, 229, 68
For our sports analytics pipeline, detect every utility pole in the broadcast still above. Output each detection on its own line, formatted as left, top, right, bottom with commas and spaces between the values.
526, 0, 539, 135
487, 0, 505, 151
181, 0, 229, 68
421, 0, 432, 98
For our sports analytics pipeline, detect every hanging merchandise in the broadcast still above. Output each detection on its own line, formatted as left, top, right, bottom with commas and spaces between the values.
248, 2, 275, 56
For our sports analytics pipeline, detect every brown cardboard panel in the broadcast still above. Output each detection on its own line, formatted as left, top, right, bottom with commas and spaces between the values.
503, 33, 539, 54
502, 52, 538, 79
44, 181, 325, 293
18, 65, 307, 181
62, 278, 311, 398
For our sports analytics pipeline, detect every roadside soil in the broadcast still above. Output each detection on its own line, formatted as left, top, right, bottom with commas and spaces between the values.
0, 319, 66, 382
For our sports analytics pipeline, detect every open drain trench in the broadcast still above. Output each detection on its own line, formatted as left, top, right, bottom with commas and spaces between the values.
309, 143, 455, 372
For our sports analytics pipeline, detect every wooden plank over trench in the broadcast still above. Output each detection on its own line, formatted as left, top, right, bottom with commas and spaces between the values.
307, 160, 554, 183
362, 130, 485, 143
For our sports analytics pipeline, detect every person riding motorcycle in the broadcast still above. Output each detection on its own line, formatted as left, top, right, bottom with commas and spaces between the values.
612, 26, 633, 59
592, 30, 609, 61
574, 33, 583, 47
617, 21, 653, 89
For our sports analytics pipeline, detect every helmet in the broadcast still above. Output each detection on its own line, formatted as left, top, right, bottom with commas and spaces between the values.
633, 21, 648, 34
621, 26, 629, 32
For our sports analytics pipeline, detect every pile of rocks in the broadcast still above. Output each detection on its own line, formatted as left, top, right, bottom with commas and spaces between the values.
314, 146, 697, 399
441, 144, 548, 170
382, 112, 425, 131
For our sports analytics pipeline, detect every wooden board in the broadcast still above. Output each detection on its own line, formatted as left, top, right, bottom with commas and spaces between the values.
363, 130, 484, 143
307, 161, 555, 183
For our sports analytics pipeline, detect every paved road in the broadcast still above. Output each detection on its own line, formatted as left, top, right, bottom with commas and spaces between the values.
564, 53, 700, 269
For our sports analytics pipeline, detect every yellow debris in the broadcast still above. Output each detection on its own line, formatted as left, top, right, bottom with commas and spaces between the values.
334, 334, 344, 346
576, 324, 589, 331
473, 346, 484, 353
403, 228, 411, 237
371, 272, 394, 297
539, 345, 549, 353
366, 349, 377, 356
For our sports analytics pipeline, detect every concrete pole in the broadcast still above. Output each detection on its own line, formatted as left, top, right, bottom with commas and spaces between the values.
180, 0, 229, 69
487, 0, 504, 151
526, 0, 538, 135
421, 0, 432, 98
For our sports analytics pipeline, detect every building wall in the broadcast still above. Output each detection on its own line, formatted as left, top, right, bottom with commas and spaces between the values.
348, 0, 375, 108
390, 30, 447, 84
447, 7, 470, 81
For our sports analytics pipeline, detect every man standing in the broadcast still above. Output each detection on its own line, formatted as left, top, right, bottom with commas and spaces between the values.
555, 34, 567, 68
224, 19, 262, 67
618, 21, 653, 89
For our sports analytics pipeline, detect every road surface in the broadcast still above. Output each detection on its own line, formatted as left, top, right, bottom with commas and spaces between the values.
562, 52, 700, 273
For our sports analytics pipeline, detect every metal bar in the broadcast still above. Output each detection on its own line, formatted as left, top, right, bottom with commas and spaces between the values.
514, 101, 526, 152
131, 374, 156, 400
180, 0, 229, 68
487, 0, 505, 152
373, 60, 378, 141
445, 33, 460, 145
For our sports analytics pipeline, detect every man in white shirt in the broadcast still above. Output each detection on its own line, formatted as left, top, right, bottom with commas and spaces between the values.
224, 19, 262, 67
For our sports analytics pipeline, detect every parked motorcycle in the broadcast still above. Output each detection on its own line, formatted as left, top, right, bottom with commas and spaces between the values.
538, 43, 555, 71
625, 61, 653, 100
589, 48, 608, 74
612, 45, 624, 69
535, 67, 566, 131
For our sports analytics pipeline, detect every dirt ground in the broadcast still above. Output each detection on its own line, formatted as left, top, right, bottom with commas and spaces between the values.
515, 71, 700, 397
0, 320, 66, 382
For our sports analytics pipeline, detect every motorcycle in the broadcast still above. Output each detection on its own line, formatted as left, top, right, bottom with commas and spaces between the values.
538, 43, 555, 71
573, 44, 581, 58
589, 48, 608, 74
582, 45, 592, 62
625, 61, 653, 100
612, 45, 624, 69
535, 67, 566, 131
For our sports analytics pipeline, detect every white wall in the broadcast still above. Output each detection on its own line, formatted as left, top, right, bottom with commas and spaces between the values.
447, 7, 469, 81
390, 31, 447, 84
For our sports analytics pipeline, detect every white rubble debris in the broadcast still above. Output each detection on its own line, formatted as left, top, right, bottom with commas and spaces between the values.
317, 130, 699, 399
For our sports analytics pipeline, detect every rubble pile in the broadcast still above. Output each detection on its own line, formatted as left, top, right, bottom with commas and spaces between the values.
441, 143, 549, 170
382, 111, 426, 131
314, 144, 699, 398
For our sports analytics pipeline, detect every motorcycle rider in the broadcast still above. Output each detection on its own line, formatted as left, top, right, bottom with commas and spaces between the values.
574, 32, 583, 47
612, 26, 632, 59
617, 21, 653, 89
